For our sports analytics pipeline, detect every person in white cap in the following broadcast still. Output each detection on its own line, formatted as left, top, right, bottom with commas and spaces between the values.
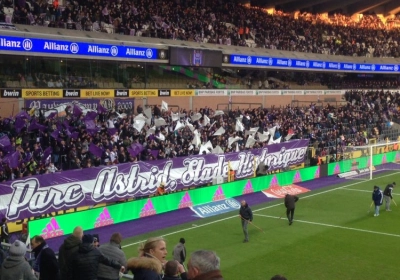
0, 240, 38, 280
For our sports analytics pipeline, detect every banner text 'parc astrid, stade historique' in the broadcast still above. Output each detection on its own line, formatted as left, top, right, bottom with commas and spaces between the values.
28, 150, 400, 239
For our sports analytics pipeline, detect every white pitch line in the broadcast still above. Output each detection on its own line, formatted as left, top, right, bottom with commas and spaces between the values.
342, 188, 400, 195
254, 213, 400, 238
121, 171, 400, 248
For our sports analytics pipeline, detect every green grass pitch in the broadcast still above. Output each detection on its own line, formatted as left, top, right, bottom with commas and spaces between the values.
121, 171, 400, 279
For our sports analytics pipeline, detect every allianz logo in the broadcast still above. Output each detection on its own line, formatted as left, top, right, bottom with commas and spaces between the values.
0, 38, 32, 51
195, 199, 240, 214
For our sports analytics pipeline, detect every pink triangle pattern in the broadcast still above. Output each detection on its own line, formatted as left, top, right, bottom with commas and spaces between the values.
396, 152, 400, 163
242, 180, 254, 194
179, 192, 193, 209
212, 186, 225, 201
351, 160, 358, 170
333, 164, 341, 174
314, 167, 320, 179
293, 171, 302, 183
95, 207, 114, 228
41, 217, 64, 239
270, 175, 279, 188
382, 154, 387, 164
140, 199, 156, 217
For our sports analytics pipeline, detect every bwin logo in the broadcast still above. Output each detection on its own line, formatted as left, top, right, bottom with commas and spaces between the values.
306, 61, 310, 68
110, 46, 118, 56
246, 56, 252, 64
395, 65, 399, 72
70, 43, 79, 54
268, 58, 273, 66
371, 64, 376, 71
22, 39, 33, 51
288, 59, 292, 67
146, 48, 153, 58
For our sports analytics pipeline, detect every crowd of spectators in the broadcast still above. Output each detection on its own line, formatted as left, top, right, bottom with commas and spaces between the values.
2, 0, 400, 57
0, 89, 398, 182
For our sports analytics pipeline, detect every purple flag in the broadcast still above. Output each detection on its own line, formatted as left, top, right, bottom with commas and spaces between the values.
150, 149, 159, 158
85, 120, 96, 129
127, 143, 144, 157
28, 119, 46, 132
85, 111, 98, 121
47, 112, 57, 119
3, 151, 20, 168
41, 147, 53, 164
107, 128, 118, 136
51, 130, 60, 139
89, 143, 104, 157
97, 103, 107, 114
70, 132, 80, 139
73, 105, 83, 117
14, 118, 26, 133
15, 110, 30, 119
0, 135, 11, 149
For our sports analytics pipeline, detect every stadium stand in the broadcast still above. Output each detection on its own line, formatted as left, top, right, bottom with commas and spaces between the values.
0, 89, 398, 181
3, 0, 400, 57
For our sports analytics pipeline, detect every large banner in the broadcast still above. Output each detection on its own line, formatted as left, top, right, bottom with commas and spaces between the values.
0, 140, 309, 221
29, 164, 321, 239
24, 98, 134, 114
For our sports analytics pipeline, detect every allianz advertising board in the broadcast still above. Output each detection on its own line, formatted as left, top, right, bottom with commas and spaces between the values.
190, 198, 241, 218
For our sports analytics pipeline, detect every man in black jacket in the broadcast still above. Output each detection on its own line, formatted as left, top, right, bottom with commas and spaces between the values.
239, 200, 253, 243
284, 194, 299, 225
0, 217, 9, 244
58, 226, 83, 280
31, 235, 60, 280
69, 234, 125, 280
383, 182, 395, 211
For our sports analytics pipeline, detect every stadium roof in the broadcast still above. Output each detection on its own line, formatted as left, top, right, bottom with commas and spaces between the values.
252, 0, 400, 15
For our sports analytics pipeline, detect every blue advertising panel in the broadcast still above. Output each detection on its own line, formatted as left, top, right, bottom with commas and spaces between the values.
0, 35, 158, 59
229, 54, 400, 73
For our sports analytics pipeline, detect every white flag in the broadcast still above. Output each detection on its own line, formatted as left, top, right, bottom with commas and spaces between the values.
257, 132, 269, 142
203, 115, 210, 126
212, 145, 224, 154
146, 126, 156, 138
199, 141, 213, 154
213, 127, 225, 136
228, 136, 242, 147
269, 136, 282, 145
133, 119, 146, 132
134, 113, 147, 121
245, 127, 259, 137
191, 113, 202, 122
161, 101, 168, 111
192, 130, 201, 147
285, 133, 294, 141
155, 118, 167, 127
236, 142, 239, 152
235, 119, 244, 132
174, 121, 184, 131
171, 112, 180, 121
144, 108, 152, 118
268, 126, 277, 138
245, 135, 256, 148
213, 110, 224, 117
185, 120, 195, 132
